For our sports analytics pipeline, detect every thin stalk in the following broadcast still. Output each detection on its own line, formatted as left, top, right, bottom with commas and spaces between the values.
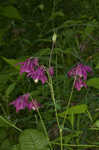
37, 109, 53, 150
0, 103, 7, 116
48, 74, 63, 150
0, 116, 22, 132
63, 77, 76, 127
52, 142, 99, 148
49, 42, 55, 67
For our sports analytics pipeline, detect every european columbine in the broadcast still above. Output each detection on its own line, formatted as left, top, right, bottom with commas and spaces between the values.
68, 63, 92, 91
9, 93, 41, 112
18, 58, 54, 84
9, 93, 30, 112
18, 58, 38, 75
28, 99, 41, 111
27, 66, 48, 84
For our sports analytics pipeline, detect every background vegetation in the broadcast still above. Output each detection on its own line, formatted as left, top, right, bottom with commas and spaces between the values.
0, 0, 99, 150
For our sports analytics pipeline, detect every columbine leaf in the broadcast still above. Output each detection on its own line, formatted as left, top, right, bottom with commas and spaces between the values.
87, 78, 99, 89
0, 6, 22, 20
19, 129, 49, 150
58, 104, 88, 117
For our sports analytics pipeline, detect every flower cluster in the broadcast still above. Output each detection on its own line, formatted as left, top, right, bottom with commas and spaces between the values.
9, 93, 41, 112
67, 63, 92, 91
18, 58, 54, 84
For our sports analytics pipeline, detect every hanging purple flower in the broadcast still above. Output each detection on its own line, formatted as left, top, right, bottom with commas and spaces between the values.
18, 58, 39, 75
74, 77, 87, 91
9, 93, 30, 112
28, 99, 41, 111
17, 57, 54, 84
28, 66, 48, 84
68, 64, 92, 80
9, 93, 41, 112
67, 63, 92, 91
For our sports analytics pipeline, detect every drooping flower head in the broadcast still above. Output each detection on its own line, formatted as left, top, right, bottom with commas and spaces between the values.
17, 57, 54, 84
68, 63, 92, 80
67, 63, 92, 91
27, 66, 48, 84
28, 99, 41, 111
74, 77, 87, 91
18, 58, 39, 75
9, 93, 30, 112
9, 93, 41, 112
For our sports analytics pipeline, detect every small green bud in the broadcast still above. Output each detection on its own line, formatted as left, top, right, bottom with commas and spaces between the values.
52, 32, 57, 43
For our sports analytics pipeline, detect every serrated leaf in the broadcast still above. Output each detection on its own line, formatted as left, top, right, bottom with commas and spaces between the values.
19, 129, 49, 150
87, 78, 99, 89
1, 6, 22, 20
58, 104, 88, 117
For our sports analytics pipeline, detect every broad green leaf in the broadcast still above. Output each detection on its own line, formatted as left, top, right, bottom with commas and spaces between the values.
0, 6, 22, 20
19, 129, 49, 150
5, 83, 16, 97
58, 104, 88, 117
87, 78, 99, 89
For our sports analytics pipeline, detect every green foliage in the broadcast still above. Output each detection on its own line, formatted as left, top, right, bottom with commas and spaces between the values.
0, 6, 22, 20
58, 104, 88, 116
19, 129, 49, 150
87, 77, 99, 89
0, 0, 99, 149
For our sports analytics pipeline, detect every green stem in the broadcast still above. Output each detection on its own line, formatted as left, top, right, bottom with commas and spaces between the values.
0, 116, 22, 132
37, 109, 53, 150
63, 77, 76, 127
49, 41, 55, 67
0, 103, 7, 116
59, 77, 76, 149
52, 142, 99, 148
48, 74, 63, 150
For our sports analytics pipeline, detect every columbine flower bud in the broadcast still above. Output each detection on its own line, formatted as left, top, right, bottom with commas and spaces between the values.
52, 32, 57, 43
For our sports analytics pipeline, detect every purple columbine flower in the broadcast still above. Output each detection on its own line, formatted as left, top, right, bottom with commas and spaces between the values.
28, 99, 41, 111
74, 77, 87, 91
67, 63, 92, 91
17, 57, 54, 84
9, 93, 30, 112
28, 66, 48, 84
9, 93, 41, 112
68, 63, 92, 80
18, 58, 38, 75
